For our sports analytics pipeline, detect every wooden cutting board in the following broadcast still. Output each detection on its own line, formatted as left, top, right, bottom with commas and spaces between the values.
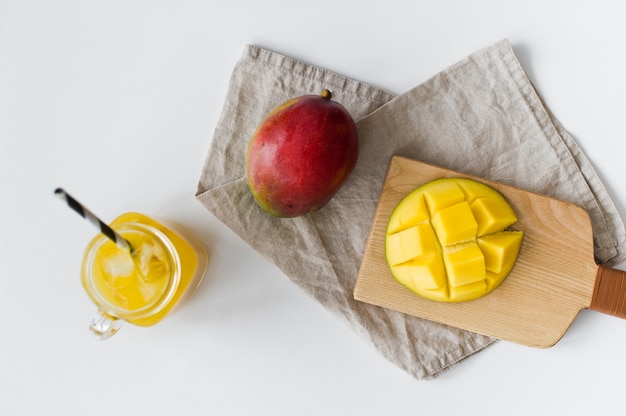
354, 156, 626, 347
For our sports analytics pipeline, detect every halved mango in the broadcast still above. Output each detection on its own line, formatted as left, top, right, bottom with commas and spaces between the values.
385, 178, 523, 302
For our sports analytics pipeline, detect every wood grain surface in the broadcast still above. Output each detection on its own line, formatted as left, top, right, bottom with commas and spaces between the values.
354, 156, 599, 347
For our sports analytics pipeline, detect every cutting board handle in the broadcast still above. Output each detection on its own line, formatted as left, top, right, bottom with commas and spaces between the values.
590, 265, 626, 318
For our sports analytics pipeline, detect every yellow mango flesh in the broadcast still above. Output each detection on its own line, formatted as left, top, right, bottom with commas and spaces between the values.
385, 178, 523, 302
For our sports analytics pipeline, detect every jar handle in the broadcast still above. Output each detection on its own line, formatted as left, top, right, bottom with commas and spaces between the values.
89, 310, 125, 340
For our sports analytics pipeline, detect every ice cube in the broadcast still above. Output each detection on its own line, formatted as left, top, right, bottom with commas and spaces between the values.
138, 281, 160, 304
102, 251, 135, 278
137, 242, 168, 282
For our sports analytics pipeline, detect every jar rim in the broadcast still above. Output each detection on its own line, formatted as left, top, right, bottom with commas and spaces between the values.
81, 222, 182, 320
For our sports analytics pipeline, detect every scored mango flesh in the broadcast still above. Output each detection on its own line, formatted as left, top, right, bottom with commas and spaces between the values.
385, 178, 523, 302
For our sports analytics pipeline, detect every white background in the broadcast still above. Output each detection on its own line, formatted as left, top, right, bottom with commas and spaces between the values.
2, 1, 626, 415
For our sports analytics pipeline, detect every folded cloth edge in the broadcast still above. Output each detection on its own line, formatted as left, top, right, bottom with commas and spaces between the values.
496, 40, 626, 265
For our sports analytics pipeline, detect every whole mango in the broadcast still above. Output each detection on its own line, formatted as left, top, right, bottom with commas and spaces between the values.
246, 90, 358, 218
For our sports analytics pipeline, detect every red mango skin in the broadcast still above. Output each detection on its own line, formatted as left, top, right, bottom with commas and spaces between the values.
246, 91, 358, 218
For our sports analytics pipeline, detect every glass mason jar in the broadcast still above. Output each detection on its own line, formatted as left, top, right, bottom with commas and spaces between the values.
81, 212, 207, 339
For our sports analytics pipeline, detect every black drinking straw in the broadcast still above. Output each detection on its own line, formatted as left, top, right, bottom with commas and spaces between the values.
54, 188, 133, 253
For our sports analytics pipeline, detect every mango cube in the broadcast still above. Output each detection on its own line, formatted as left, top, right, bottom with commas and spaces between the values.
394, 255, 446, 291
458, 179, 493, 202
409, 255, 446, 290
449, 280, 487, 302
471, 197, 518, 235
386, 223, 437, 266
422, 180, 465, 215
443, 243, 486, 287
478, 231, 523, 274
431, 201, 478, 245
387, 192, 430, 234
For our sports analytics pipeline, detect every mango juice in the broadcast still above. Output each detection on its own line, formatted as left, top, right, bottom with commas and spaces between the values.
81, 212, 207, 335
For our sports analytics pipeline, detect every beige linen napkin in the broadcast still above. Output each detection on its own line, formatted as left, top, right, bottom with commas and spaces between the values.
196, 40, 626, 379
